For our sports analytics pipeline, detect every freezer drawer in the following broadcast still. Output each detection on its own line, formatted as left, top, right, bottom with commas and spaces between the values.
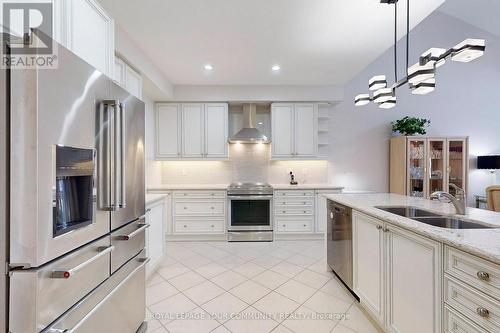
9, 236, 112, 333
45, 250, 148, 333
111, 218, 148, 273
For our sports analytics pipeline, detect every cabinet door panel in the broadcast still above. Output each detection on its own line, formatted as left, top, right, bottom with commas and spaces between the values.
294, 104, 317, 157
114, 57, 126, 86
125, 65, 142, 99
156, 104, 181, 158
271, 104, 294, 157
182, 104, 204, 157
353, 212, 385, 325
386, 226, 442, 333
447, 139, 467, 195
205, 104, 228, 158
69, 0, 113, 76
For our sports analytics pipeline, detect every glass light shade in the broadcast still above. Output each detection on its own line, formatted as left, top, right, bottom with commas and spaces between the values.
368, 75, 387, 91
435, 58, 446, 68
379, 97, 396, 109
354, 94, 370, 106
411, 78, 436, 95
408, 62, 435, 85
373, 88, 393, 103
451, 39, 485, 63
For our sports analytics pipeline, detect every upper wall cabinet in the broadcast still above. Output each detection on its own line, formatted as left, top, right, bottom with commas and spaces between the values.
271, 103, 320, 159
114, 56, 143, 99
155, 103, 228, 160
52, 0, 115, 78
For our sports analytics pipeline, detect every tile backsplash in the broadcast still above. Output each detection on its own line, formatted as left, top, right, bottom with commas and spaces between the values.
152, 144, 329, 185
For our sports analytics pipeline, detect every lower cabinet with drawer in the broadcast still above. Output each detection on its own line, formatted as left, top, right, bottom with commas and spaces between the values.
170, 190, 227, 239
444, 305, 488, 333
444, 246, 500, 332
274, 190, 318, 238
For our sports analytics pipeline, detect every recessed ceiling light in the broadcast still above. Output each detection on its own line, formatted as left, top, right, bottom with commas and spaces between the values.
204, 64, 213, 71
272, 65, 281, 71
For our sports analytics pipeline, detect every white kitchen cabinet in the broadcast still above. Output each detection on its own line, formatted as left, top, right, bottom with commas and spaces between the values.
155, 103, 228, 160
182, 104, 205, 158
352, 212, 385, 326
145, 198, 166, 276
170, 191, 226, 239
156, 104, 181, 158
53, 0, 114, 77
352, 211, 442, 333
114, 56, 142, 99
205, 104, 229, 158
385, 224, 442, 333
294, 104, 317, 156
271, 103, 318, 159
271, 104, 294, 157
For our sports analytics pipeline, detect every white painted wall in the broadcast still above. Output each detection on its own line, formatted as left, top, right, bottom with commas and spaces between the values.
172, 85, 343, 103
329, 11, 500, 205
143, 94, 162, 186
114, 24, 173, 100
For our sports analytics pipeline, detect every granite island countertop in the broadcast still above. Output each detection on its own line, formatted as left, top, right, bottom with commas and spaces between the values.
322, 193, 500, 264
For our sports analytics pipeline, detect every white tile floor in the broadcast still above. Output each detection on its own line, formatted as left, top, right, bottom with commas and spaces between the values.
146, 241, 382, 333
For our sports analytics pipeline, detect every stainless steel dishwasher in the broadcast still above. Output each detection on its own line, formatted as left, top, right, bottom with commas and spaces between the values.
327, 200, 353, 291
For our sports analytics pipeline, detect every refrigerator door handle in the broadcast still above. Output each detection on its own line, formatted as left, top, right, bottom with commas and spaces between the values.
119, 102, 126, 208
113, 100, 121, 211
98, 101, 114, 211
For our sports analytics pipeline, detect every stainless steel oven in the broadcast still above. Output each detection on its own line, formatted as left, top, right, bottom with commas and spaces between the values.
227, 183, 273, 242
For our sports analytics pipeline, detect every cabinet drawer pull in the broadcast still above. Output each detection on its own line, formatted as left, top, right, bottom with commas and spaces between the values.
211, 224, 215, 228
303, 224, 307, 227
376, 225, 383, 230
183, 207, 187, 210
183, 193, 187, 196
211, 206, 215, 210
476, 307, 490, 318
282, 224, 286, 227
282, 211, 286, 213
303, 211, 306, 213
183, 225, 187, 228
211, 193, 215, 196
477, 271, 490, 281
303, 202, 306, 205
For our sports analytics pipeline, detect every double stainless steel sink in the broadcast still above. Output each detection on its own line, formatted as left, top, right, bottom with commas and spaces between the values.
374, 206, 497, 229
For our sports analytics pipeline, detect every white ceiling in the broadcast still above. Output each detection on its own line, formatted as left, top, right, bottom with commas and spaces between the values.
438, 0, 500, 37
99, 0, 445, 86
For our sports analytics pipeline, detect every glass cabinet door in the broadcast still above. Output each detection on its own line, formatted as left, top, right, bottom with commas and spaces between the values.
427, 140, 445, 197
447, 140, 466, 195
408, 139, 426, 197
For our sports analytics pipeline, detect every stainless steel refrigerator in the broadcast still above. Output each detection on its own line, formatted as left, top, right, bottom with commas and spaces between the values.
2, 34, 148, 332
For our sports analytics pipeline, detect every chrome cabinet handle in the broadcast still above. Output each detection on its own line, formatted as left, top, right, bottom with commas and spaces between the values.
376, 225, 383, 230
211, 224, 215, 228
303, 211, 307, 213
116, 223, 150, 240
211, 206, 215, 210
282, 211, 286, 213
98, 101, 114, 211
476, 307, 490, 318
183, 225, 187, 228
184, 207, 187, 209
52, 245, 115, 279
477, 271, 490, 281
303, 224, 307, 227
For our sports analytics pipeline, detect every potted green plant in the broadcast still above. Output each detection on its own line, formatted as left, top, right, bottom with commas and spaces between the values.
391, 116, 431, 136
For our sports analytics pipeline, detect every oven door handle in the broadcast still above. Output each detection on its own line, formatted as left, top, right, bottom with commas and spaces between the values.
228, 195, 273, 200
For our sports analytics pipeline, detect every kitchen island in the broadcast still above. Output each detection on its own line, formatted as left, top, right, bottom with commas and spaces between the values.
322, 192, 500, 333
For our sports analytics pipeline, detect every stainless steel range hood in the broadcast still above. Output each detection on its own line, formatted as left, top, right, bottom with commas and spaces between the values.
228, 104, 270, 144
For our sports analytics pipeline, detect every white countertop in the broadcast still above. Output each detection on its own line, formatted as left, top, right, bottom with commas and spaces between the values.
148, 184, 229, 191
271, 184, 344, 190
148, 183, 343, 191
146, 193, 168, 206
323, 193, 500, 264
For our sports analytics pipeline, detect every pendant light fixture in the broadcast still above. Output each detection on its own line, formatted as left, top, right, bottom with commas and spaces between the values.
355, 0, 486, 108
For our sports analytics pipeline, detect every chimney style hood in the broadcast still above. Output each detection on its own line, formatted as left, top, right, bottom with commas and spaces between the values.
228, 104, 270, 144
